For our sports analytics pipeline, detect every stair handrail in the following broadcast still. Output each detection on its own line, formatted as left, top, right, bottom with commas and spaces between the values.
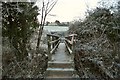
65, 34, 77, 54
47, 33, 60, 60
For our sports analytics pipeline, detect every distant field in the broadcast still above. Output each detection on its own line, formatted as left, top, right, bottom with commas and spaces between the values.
44, 26, 69, 32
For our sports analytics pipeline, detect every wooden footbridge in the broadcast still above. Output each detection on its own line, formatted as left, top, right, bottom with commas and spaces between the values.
44, 33, 78, 78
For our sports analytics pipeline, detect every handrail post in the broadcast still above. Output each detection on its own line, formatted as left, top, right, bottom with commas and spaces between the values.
52, 36, 55, 54
72, 37, 75, 61
47, 35, 51, 60
73, 34, 77, 62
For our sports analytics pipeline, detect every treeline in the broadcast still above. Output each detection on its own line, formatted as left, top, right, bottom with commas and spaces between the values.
45, 20, 69, 26
70, 1, 120, 78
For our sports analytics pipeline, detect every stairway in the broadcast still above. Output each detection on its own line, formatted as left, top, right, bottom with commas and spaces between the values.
45, 61, 76, 78
44, 43, 79, 78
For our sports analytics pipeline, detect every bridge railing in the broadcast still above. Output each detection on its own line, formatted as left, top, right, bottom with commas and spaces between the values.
47, 34, 60, 60
65, 34, 77, 54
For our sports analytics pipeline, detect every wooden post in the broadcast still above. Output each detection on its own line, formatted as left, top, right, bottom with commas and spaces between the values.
52, 37, 55, 49
72, 37, 75, 61
47, 35, 51, 60
73, 34, 77, 62
52, 36, 55, 54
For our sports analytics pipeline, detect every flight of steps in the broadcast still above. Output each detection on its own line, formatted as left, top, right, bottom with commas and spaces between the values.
44, 61, 79, 78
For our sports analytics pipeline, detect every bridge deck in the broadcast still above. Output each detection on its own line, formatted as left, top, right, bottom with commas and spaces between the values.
51, 42, 72, 62
45, 37, 79, 78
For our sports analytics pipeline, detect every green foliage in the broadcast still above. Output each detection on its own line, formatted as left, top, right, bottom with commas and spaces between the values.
70, 7, 120, 43
70, 1, 120, 77
2, 2, 39, 61
106, 27, 120, 43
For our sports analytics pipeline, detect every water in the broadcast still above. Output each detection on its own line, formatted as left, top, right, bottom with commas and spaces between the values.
44, 26, 69, 32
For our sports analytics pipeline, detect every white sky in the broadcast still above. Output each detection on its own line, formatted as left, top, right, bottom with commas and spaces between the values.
36, 0, 100, 22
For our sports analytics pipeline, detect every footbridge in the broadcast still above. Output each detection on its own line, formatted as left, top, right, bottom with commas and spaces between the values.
45, 33, 78, 78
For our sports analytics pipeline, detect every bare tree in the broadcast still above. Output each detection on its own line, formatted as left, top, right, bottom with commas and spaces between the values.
36, 0, 58, 50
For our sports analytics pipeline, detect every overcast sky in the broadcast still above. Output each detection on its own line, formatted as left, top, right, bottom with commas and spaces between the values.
36, 0, 100, 22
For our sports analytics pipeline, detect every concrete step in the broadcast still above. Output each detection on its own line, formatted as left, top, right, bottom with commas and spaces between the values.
48, 61, 74, 68
45, 68, 75, 78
